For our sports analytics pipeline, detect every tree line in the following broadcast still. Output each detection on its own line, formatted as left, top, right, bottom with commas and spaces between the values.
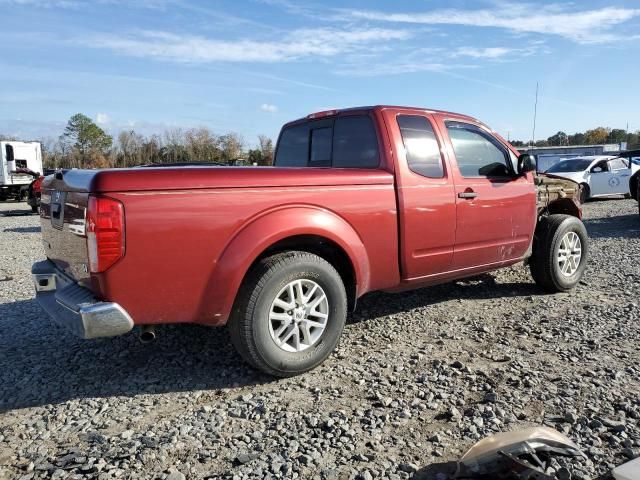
2, 113, 275, 169
3, 114, 638, 169
511, 127, 640, 148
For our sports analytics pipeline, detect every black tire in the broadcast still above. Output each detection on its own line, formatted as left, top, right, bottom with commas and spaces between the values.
228, 251, 347, 377
579, 183, 590, 204
529, 214, 589, 293
630, 174, 639, 200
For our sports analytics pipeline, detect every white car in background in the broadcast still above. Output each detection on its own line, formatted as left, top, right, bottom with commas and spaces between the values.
545, 155, 640, 203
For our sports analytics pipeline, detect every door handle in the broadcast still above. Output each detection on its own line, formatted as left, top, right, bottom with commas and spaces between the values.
458, 192, 478, 199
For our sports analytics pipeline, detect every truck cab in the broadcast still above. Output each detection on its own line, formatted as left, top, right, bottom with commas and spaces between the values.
276, 107, 537, 283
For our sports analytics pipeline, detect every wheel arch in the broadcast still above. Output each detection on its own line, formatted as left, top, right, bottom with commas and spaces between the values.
545, 197, 582, 219
204, 206, 370, 325
254, 234, 358, 312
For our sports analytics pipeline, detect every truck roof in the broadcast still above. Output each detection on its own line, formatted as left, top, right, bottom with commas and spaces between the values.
287, 105, 479, 126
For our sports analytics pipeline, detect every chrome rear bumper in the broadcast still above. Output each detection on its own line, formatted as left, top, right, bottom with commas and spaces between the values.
32, 260, 134, 339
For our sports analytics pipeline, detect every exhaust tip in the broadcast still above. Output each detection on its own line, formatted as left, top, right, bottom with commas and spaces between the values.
139, 325, 156, 343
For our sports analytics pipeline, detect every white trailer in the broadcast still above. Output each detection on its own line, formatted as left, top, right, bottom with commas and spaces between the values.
0, 141, 43, 201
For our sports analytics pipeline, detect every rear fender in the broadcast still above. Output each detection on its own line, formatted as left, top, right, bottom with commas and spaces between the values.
201, 206, 371, 325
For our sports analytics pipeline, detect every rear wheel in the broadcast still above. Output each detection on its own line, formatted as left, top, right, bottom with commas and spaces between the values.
229, 251, 347, 377
579, 183, 590, 204
530, 215, 588, 292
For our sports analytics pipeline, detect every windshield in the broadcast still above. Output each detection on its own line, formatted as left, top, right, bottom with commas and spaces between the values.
546, 159, 593, 173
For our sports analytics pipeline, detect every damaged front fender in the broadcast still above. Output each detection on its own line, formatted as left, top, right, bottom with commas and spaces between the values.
536, 174, 582, 219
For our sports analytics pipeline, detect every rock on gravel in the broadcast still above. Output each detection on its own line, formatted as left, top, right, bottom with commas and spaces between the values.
0, 199, 639, 479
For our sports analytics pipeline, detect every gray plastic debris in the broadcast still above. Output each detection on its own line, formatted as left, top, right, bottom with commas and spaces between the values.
456, 426, 586, 479
613, 456, 640, 480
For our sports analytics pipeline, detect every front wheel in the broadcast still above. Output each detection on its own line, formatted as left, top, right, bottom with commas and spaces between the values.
229, 251, 347, 377
529, 215, 589, 292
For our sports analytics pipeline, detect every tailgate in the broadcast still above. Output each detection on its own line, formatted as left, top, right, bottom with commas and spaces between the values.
40, 172, 92, 285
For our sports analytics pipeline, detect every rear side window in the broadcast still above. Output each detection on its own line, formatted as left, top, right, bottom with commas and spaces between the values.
397, 115, 443, 178
446, 122, 511, 178
275, 115, 379, 168
274, 124, 308, 167
333, 116, 379, 168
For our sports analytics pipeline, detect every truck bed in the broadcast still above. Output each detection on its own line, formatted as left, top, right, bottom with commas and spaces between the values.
40, 167, 400, 326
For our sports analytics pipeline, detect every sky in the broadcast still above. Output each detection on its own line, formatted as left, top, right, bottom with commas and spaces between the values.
1, 0, 639, 145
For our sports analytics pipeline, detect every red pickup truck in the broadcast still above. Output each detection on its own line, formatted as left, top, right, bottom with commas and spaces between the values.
33, 106, 588, 376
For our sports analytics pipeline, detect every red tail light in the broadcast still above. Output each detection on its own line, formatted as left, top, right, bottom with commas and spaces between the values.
86, 195, 125, 273
32, 176, 44, 194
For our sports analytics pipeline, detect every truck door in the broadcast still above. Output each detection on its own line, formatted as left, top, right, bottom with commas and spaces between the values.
384, 110, 456, 280
438, 119, 536, 270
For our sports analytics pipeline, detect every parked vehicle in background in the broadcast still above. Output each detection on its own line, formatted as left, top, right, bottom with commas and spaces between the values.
27, 173, 45, 213
615, 150, 640, 215
32, 106, 588, 377
637, 174, 640, 216
0, 141, 43, 202
545, 155, 639, 203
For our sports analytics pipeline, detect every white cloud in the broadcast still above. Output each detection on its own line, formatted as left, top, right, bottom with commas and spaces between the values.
345, 3, 640, 44
0, 0, 80, 6
335, 43, 539, 76
260, 104, 278, 113
336, 61, 451, 77
96, 113, 111, 125
83, 27, 411, 63
454, 47, 513, 59
0, 0, 170, 7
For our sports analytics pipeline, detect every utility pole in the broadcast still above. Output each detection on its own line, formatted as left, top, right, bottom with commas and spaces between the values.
531, 82, 539, 148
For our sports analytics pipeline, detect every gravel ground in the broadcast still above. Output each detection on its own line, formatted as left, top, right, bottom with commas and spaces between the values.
0, 198, 638, 480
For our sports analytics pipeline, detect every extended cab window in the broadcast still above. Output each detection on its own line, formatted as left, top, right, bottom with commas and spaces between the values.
397, 115, 443, 178
332, 116, 379, 168
275, 115, 379, 168
274, 124, 309, 167
446, 122, 512, 178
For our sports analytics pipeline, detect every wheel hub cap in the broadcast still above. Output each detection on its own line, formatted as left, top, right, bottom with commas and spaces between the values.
268, 279, 329, 353
557, 231, 582, 277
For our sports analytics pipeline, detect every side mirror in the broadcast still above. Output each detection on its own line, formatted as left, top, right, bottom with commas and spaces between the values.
518, 153, 536, 175
592, 166, 603, 173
